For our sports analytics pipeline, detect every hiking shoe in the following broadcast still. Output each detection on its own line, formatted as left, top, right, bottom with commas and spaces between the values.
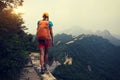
44, 64, 47, 71
41, 68, 45, 74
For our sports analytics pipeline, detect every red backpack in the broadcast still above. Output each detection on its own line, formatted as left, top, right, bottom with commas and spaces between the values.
37, 20, 51, 40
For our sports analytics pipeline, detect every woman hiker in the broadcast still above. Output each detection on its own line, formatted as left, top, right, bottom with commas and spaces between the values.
36, 12, 54, 74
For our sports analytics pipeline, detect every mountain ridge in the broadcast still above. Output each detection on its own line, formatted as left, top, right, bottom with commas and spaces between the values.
49, 33, 120, 80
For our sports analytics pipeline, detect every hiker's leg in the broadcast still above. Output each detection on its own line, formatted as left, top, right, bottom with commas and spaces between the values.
44, 40, 50, 65
40, 48, 45, 69
44, 48, 48, 65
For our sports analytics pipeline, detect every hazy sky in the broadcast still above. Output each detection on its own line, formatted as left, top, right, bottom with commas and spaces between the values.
21, 0, 120, 35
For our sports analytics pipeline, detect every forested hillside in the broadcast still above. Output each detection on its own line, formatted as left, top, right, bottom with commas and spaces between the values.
49, 34, 120, 80
0, 1, 37, 80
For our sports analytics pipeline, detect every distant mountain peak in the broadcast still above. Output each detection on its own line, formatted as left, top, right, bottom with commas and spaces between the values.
103, 29, 111, 35
95, 30, 120, 46
96, 29, 112, 37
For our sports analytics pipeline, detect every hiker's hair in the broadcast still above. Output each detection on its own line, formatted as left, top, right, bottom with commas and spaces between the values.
43, 16, 49, 21
42, 12, 49, 21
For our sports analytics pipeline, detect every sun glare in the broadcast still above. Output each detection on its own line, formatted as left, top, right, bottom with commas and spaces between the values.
13, 7, 25, 14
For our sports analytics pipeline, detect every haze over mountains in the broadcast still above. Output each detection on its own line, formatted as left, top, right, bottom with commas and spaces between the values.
62, 27, 120, 46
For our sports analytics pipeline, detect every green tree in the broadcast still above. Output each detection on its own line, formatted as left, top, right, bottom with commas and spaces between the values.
0, 0, 30, 80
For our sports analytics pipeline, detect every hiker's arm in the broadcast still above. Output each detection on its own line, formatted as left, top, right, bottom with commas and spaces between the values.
50, 27, 54, 46
36, 21, 40, 39
37, 21, 40, 30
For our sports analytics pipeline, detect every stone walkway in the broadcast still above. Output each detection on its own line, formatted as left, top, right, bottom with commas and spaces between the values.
19, 52, 57, 80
